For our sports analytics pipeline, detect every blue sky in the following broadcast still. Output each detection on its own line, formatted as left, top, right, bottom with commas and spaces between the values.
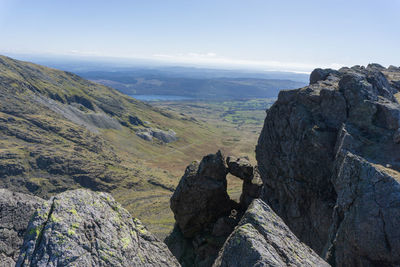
0, 0, 399, 72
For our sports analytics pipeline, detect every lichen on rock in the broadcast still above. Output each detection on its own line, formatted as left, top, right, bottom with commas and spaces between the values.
16, 189, 179, 267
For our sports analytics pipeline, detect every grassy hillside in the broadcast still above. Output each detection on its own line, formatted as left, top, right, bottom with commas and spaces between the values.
0, 55, 272, 237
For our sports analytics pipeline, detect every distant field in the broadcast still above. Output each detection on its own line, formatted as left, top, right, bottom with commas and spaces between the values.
78, 69, 306, 100
152, 98, 274, 134
149, 98, 275, 204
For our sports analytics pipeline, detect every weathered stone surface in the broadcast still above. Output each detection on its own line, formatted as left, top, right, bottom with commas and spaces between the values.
310, 68, 340, 84
164, 225, 196, 267
136, 128, 177, 143
323, 130, 400, 266
168, 151, 250, 267
17, 189, 179, 267
213, 199, 329, 267
0, 189, 44, 266
170, 151, 232, 238
256, 64, 400, 266
239, 168, 263, 209
226, 156, 253, 182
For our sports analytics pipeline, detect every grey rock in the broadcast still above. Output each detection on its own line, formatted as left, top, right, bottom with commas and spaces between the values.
213, 199, 329, 267
128, 115, 144, 126
388, 65, 400, 71
256, 64, 400, 266
323, 151, 400, 266
34, 94, 122, 134
152, 129, 177, 143
309, 68, 340, 84
17, 189, 180, 267
170, 151, 232, 238
136, 131, 153, 141
367, 63, 386, 70
136, 128, 178, 143
239, 168, 263, 209
226, 156, 253, 182
164, 225, 196, 267
0, 189, 44, 266
212, 217, 236, 237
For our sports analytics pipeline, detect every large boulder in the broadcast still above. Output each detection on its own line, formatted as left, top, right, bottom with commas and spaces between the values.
309, 68, 340, 84
0, 189, 44, 266
256, 64, 400, 266
170, 151, 233, 238
213, 199, 329, 267
226, 156, 253, 182
17, 189, 179, 267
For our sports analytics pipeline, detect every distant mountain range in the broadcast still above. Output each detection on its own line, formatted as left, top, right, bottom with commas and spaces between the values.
2, 54, 308, 100
78, 70, 306, 100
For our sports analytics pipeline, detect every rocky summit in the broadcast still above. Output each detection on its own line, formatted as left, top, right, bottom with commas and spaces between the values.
257, 64, 400, 266
2, 61, 400, 267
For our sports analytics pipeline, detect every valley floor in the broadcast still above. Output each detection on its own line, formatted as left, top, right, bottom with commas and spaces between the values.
121, 98, 273, 237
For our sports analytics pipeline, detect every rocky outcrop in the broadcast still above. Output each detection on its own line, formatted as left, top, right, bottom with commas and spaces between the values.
168, 151, 263, 266
213, 199, 329, 267
170, 151, 233, 238
226, 156, 253, 181
256, 64, 400, 266
16, 189, 179, 267
226, 156, 263, 209
136, 128, 177, 143
0, 189, 44, 266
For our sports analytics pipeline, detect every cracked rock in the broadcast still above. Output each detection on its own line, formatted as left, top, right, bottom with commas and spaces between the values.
17, 189, 179, 267
257, 63, 400, 266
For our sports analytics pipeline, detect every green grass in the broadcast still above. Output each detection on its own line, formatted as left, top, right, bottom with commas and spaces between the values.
0, 55, 275, 238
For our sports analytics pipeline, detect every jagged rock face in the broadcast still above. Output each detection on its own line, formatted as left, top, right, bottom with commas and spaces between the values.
213, 199, 329, 267
326, 150, 400, 266
168, 151, 256, 267
0, 189, 44, 266
256, 64, 400, 266
17, 189, 179, 267
170, 151, 233, 238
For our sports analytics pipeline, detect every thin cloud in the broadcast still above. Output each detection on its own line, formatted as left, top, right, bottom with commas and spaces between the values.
152, 53, 344, 73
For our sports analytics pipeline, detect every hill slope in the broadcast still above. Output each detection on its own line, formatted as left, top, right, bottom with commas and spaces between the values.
0, 55, 261, 236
